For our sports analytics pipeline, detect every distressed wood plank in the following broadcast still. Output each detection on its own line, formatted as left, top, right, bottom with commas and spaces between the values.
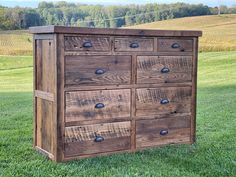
137, 56, 192, 84
29, 26, 202, 37
114, 37, 154, 52
55, 34, 65, 162
64, 36, 110, 51
65, 89, 131, 122
65, 55, 131, 86
64, 121, 131, 156
34, 90, 54, 102
191, 37, 198, 143
136, 116, 191, 148
136, 87, 192, 116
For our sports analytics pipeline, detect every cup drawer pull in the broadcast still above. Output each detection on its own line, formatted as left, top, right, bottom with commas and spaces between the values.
95, 103, 105, 109
160, 129, 168, 136
95, 69, 106, 75
130, 42, 139, 48
83, 41, 93, 48
160, 99, 169, 104
171, 43, 180, 49
161, 67, 170, 73
94, 135, 104, 142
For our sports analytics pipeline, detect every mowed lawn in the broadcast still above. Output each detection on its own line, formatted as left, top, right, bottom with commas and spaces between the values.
0, 52, 236, 176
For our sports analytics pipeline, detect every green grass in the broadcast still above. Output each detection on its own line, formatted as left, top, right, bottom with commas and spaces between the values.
1, 52, 236, 176
128, 14, 236, 52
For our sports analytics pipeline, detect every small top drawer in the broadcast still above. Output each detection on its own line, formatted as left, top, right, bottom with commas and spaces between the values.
114, 37, 154, 52
157, 38, 193, 52
64, 36, 110, 51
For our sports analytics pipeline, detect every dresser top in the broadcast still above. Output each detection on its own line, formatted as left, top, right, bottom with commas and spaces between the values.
29, 25, 202, 37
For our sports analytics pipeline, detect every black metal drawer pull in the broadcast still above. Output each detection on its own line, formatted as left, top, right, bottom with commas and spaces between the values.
95, 69, 106, 75
95, 103, 105, 109
160, 99, 169, 104
160, 129, 168, 136
161, 67, 170, 73
94, 135, 104, 142
171, 43, 180, 49
130, 42, 139, 48
82, 41, 93, 48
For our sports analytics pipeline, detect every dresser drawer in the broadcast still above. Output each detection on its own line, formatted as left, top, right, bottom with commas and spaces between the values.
137, 56, 192, 84
136, 87, 191, 117
64, 36, 110, 51
136, 116, 190, 148
65, 89, 131, 122
114, 37, 154, 52
64, 121, 131, 156
157, 38, 193, 52
65, 55, 131, 86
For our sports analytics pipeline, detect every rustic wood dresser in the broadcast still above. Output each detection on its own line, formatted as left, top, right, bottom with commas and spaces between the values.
30, 26, 202, 162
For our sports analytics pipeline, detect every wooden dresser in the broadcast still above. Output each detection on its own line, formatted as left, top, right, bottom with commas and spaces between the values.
30, 26, 202, 162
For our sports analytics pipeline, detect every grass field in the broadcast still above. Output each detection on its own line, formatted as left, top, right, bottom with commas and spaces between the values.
0, 52, 236, 176
128, 14, 236, 52
0, 30, 32, 55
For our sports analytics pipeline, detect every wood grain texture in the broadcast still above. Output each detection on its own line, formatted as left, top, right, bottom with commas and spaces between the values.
114, 37, 154, 52
36, 98, 53, 153
64, 36, 110, 51
137, 56, 192, 84
191, 37, 198, 143
64, 121, 131, 156
65, 89, 131, 122
157, 38, 193, 52
136, 87, 192, 116
136, 116, 191, 148
32, 27, 200, 161
36, 39, 55, 93
34, 38, 56, 157
34, 90, 54, 102
65, 55, 131, 86
29, 26, 202, 37
55, 34, 65, 162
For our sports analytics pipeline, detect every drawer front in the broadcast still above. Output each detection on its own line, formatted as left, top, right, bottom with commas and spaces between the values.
136, 117, 190, 148
136, 87, 191, 117
65, 89, 131, 122
157, 38, 193, 52
64, 36, 110, 51
64, 121, 131, 156
137, 56, 192, 84
65, 55, 131, 86
114, 37, 154, 52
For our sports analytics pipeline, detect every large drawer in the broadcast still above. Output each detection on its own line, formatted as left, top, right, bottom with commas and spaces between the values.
137, 56, 192, 84
64, 121, 131, 156
157, 38, 193, 52
64, 36, 110, 51
136, 116, 190, 148
65, 89, 131, 122
114, 37, 154, 52
65, 55, 131, 86
136, 87, 192, 117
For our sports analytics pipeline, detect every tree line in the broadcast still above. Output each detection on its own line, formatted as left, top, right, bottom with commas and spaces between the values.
0, 1, 236, 30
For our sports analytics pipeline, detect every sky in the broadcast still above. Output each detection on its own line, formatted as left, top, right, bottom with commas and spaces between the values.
0, 0, 235, 8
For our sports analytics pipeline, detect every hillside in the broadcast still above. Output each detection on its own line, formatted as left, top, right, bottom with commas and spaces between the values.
0, 30, 32, 55
0, 14, 236, 55
128, 14, 236, 52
